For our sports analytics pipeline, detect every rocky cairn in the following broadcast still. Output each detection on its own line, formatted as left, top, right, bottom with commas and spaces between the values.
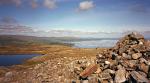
73, 32, 150, 83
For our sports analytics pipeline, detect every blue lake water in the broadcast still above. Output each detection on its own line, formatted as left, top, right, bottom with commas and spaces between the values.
71, 40, 118, 48
0, 54, 41, 66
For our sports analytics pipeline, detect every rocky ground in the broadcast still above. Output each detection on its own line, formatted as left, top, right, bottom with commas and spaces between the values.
0, 45, 103, 83
0, 32, 150, 83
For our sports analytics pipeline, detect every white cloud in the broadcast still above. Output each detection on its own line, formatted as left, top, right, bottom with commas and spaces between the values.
43, 0, 56, 9
79, 1, 94, 11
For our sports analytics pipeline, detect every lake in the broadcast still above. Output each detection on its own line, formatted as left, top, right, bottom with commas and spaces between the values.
0, 54, 41, 66
70, 40, 118, 48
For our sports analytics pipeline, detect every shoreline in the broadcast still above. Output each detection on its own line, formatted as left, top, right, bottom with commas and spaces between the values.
0, 44, 106, 79
0, 44, 106, 65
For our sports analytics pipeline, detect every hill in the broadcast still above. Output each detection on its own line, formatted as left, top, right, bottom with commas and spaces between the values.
0, 35, 75, 46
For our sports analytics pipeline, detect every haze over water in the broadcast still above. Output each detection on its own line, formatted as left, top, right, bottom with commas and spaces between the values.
71, 39, 118, 48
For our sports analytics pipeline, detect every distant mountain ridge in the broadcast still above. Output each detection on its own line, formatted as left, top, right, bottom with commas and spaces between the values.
0, 35, 76, 46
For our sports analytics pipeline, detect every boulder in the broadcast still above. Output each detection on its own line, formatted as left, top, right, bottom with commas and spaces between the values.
131, 71, 149, 83
115, 68, 126, 83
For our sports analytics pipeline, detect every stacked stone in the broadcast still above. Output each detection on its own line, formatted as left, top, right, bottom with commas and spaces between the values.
75, 32, 150, 83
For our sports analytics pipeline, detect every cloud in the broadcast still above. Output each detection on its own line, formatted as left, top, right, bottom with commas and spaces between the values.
43, 0, 56, 9
0, 25, 35, 36
78, 1, 94, 11
0, 16, 34, 35
0, 0, 57, 9
0, 16, 18, 24
0, 0, 21, 6
30, 0, 38, 8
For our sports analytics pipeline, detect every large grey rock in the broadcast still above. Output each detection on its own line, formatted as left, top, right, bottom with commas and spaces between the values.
131, 71, 149, 83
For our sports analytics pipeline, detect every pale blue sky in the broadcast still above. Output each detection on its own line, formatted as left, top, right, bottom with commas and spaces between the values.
0, 0, 150, 33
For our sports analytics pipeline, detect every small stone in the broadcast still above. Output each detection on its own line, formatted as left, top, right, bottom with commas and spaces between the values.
99, 73, 111, 80
125, 72, 130, 79
147, 61, 150, 65
116, 55, 121, 60
98, 54, 103, 58
95, 67, 102, 74
132, 53, 142, 59
74, 67, 81, 75
131, 71, 149, 83
102, 80, 109, 83
5, 72, 13, 78
119, 47, 126, 54
117, 65, 123, 70
105, 61, 110, 65
126, 60, 138, 68
125, 68, 135, 71
115, 68, 126, 83
104, 65, 110, 69
109, 79, 114, 83
72, 80, 76, 83
103, 69, 115, 74
81, 80, 89, 83
122, 53, 131, 59
121, 61, 128, 68
88, 77, 98, 83
129, 40, 138, 45
139, 58, 147, 64
140, 63, 149, 73
109, 60, 118, 69
139, 41, 143, 45
122, 53, 127, 57
111, 52, 117, 60
76, 80, 81, 83
129, 32, 144, 40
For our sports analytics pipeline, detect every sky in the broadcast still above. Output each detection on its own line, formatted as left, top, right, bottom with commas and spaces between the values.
0, 0, 150, 37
